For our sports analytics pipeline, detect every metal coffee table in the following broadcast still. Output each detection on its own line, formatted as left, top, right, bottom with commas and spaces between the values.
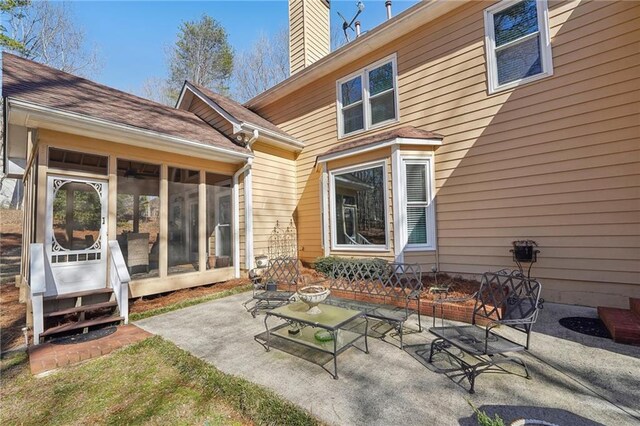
261, 302, 369, 379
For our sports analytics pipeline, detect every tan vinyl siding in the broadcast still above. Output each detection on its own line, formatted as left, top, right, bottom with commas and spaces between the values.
250, 142, 298, 259
187, 97, 235, 137
289, 0, 330, 75
257, 0, 640, 307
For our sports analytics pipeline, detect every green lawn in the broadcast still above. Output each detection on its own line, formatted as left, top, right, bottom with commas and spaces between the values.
0, 336, 320, 426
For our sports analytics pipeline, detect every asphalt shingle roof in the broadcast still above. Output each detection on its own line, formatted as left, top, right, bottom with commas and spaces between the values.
320, 126, 444, 158
189, 82, 295, 140
2, 52, 249, 155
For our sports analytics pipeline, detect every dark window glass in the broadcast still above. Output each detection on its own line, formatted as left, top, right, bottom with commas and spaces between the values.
494, 0, 538, 47
48, 148, 108, 175
116, 160, 160, 279
333, 165, 386, 246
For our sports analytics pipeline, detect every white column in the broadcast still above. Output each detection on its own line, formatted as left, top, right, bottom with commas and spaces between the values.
321, 163, 330, 257
244, 166, 254, 270
391, 145, 405, 263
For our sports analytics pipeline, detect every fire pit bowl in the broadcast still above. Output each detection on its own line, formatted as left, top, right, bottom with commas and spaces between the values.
297, 285, 331, 315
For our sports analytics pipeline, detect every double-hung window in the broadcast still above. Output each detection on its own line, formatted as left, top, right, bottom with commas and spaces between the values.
484, 0, 553, 93
337, 55, 398, 138
403, 159, 435, 250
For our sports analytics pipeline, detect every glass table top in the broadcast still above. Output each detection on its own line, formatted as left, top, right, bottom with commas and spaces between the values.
268, 302, 363, 329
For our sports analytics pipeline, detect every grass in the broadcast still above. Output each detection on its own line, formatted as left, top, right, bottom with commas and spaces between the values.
0, 336, 320, 426
129, 284, 252, 322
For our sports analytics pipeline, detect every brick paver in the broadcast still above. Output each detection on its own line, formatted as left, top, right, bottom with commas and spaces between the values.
28, 324, 152, 375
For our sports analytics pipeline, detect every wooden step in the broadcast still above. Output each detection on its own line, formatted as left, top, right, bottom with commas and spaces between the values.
597, 306, 640, 346
630, 298, 640, 317
40, 315, 124, 338
44, 288, 113, 301
43, 301, 118, 318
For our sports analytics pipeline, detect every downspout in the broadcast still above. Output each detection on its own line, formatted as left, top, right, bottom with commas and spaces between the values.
232, 129, 258, 278
245, 130, 258, 271
233, 157, 253, 278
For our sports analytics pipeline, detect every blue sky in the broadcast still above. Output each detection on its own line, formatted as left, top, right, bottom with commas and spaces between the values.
70, 0, 419, 94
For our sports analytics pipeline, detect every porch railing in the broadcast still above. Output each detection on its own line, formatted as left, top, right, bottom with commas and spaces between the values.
108, 240, 130, 324
29, 243, 47, 345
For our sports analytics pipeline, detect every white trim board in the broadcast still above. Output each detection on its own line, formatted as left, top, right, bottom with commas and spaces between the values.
316, 136, 442, 164
7, 98, 252, 164
177, 83, 305, 152
328, 159, 390, 252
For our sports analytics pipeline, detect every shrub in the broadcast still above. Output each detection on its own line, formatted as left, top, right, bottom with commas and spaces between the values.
313, 256, 388, 279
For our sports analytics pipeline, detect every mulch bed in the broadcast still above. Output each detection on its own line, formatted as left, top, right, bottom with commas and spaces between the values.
129, 278, 251, 314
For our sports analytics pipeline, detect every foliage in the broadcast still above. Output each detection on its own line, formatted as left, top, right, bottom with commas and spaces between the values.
313, 256, 388, 278
0, 336, 320, 425
52, 186, 101, 231
231, 27, 289, 103
468, 400, 507, 426
0, 0, 29, 51
168, 14, 233, 99
4, 0, 101, 76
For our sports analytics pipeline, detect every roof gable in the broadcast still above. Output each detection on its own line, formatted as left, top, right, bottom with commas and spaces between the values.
177, 81, 303, 151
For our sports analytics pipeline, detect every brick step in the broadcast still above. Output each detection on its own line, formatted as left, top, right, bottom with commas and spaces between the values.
44, 287, 113, 301
597, 307, 640, 346
40, 315, 124, 338
43, 300, 118, 318
630, 298, 640, 317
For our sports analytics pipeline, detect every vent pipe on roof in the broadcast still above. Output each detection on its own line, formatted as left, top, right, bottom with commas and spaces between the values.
385, 0, 392, 20
355, 21, 361, 37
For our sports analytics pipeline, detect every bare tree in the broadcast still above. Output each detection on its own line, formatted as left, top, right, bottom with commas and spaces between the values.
7, 0, 101, 77
139, 77, 175, 107
231, 28, 289, 103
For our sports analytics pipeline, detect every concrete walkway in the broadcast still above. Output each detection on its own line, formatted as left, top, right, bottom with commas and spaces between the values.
136, 292, 640, 426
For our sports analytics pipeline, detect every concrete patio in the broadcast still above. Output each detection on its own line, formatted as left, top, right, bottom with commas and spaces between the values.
136, 292, 640, 426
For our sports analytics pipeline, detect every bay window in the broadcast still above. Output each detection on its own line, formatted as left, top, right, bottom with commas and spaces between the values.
330, 161, 388, 249
337, 55, 398, 138
484, 0, 553, 93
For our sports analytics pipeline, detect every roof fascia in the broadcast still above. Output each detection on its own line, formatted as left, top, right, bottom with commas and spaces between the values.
247, 0, 461, 110
240, 122, 305, 152
182, 83, 305, 152
7, 98, 252, 164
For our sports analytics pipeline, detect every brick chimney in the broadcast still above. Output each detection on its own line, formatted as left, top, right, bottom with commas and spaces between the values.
289, 0, 330, 75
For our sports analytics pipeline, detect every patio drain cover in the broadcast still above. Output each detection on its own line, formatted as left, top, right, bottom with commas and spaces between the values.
50, 326, 117, 345
558, 317, 611, 339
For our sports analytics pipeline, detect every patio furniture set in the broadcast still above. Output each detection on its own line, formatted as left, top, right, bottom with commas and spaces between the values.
245, 257, 543, 393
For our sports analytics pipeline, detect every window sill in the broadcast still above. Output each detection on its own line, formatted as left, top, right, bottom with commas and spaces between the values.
403, 246, 436, 252
331, 246, 390, 253
488, 70, 553, 95
338, 118, 400, 141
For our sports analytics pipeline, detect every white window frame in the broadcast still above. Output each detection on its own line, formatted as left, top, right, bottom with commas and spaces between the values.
329, 159, 390, 252
393, 151, 436, 252
484, 0, 553, 94
336, 54, 400, 139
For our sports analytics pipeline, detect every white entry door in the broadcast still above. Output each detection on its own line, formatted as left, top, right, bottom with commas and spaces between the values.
45, 176, 108, 296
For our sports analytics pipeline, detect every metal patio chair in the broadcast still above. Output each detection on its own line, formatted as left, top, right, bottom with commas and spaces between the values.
428, 269, 543, 393
244, 256, 301, 317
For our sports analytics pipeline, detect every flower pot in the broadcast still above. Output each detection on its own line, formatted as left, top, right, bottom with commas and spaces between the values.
297, 285, 331, 315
